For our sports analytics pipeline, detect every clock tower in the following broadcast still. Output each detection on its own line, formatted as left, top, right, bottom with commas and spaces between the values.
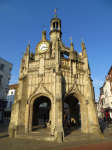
50, 14, 62, 41
8, 13, 103, 143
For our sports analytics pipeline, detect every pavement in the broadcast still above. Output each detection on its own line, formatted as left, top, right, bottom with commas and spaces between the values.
0, 118, 112, 150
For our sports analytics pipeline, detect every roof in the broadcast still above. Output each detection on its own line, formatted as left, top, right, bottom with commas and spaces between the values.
9, 84, 18, 89
108, 65, 112, 75
0, 57, 13, 65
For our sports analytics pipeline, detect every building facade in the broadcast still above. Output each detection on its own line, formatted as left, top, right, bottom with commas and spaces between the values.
8, 15, 102, 142
0, 57, 13, 122
100, 66, 112, 119
4, 84, 18, 119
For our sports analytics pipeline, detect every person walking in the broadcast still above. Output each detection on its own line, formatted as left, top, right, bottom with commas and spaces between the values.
43, 112, 46, 122
64, 112, 70, 128
109, 120, 112, 136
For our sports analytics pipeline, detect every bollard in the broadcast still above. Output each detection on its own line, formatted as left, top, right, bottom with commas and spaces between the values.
9, 129, 15, 138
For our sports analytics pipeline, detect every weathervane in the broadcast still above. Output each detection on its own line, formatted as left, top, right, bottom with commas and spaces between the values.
43, 25, 45, 30
81, 38, 83, 42
69, 37, 72, 42
54, 8, 58, 15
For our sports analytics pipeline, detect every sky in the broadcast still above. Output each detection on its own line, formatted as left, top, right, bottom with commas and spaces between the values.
0, 0, 112, 102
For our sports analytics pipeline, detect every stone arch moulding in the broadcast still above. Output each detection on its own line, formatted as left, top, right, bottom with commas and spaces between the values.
27, 82, 54, 104
64, 83, 86, 104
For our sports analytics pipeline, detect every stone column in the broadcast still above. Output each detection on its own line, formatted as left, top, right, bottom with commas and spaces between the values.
54, 72, 64, 143
83, 104, 89, 133
80, 103, 85, 132
25, 104, 29, 133
29, 104, 33, 133
15, 103, 20, 126
50, 102, 55, 135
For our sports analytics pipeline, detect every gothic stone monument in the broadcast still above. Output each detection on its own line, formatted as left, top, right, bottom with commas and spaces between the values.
9, 15, 103, 142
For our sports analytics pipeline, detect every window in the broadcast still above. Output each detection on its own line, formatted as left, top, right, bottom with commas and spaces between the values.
9, 68, 11, 74
0, 75, 2, 84
53, 22, 55, 29
5, 91, 8, 96
0, 64, 4, 71
7, 78, 10, 85
10, 102, 12, 107
0, 89, 1, 97
11, 91, 13, 95
105, 91, 108, 97
56, 22, 58, 29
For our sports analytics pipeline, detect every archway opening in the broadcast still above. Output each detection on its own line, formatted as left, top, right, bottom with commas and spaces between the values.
32, 96, 51, 131
64, 94, 81, 132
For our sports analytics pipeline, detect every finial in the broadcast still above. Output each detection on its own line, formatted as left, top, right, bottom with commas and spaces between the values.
54, 8, 58, 17
43, 25, 45, 30
69, 37, 72, 43
32, 48, 33, 53
81, 38, 83, 42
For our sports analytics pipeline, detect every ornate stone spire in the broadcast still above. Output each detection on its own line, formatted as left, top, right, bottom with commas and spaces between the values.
81, 41, 87, 58
25, 44, 30, 56
42, 30, 46, 41
70, 42, 74, 51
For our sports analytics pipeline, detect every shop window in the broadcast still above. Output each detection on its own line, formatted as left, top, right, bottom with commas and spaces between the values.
10, 102, 12, 107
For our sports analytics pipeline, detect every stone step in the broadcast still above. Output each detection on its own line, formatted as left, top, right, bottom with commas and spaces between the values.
15, 133, 54, 141
64, 134, 100, 142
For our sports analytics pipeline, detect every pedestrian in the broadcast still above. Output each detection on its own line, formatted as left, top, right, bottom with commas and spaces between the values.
109, 111, 112, 122
105, 111, 108, 121
109, 120, 112, 136
103, 112, 105, 122
106, 115, 110, 128
43, 112, 46, 122
64, 112, 70, 128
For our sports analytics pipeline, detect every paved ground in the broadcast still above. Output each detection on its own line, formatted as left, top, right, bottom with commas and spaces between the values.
0, 118, 112, 150
60, 142, 112, 150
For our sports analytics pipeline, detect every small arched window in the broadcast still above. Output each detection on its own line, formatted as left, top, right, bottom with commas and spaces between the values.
56, 22, 58, 29
53, 22, 55, 29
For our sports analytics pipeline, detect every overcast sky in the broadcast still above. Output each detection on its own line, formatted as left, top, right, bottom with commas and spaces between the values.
0, 0, 112, 101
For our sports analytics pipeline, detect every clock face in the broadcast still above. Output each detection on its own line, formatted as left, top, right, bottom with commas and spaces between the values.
38, 42, 49, 53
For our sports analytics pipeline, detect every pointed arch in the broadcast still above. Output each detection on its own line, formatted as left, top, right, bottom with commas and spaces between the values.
64, 84, 86, 104
28, 82, 54, 104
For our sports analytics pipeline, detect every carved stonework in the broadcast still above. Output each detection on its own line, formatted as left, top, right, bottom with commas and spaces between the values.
28, 81, 54, 103
77, 63, 84, 69
40, 54, 44, 58
61, 59, 69, 66
45, 59, 55, 66
29, 62, 38, 68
